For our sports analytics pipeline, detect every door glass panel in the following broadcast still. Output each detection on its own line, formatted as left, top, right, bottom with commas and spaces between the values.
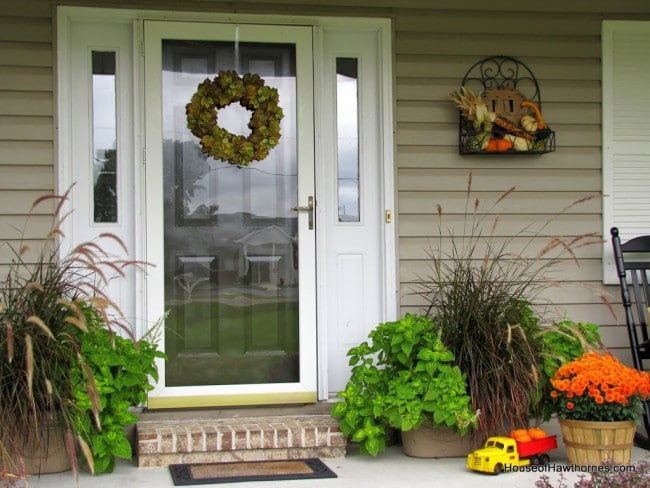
92, 50, 118, 223
161, 39, 299, 386
336, 58, 360, 223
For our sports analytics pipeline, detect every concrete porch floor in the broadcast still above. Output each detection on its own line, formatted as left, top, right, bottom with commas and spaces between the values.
22, 417, 650, 488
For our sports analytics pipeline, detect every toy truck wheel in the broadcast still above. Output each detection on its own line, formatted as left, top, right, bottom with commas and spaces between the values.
493, 463, 503, 475
530, 455, 541, 465
540, 454, 550, 465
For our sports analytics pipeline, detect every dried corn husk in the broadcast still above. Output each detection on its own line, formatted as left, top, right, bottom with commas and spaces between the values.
449, 86, 493, 131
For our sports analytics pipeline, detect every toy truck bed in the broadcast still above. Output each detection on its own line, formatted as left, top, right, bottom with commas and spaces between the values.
516, 435, 557, 458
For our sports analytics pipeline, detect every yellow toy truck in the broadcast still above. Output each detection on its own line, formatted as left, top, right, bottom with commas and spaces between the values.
466, 434, 558, 474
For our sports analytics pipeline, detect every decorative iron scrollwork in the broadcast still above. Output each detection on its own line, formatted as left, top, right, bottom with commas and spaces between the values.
454, 55, 555, 155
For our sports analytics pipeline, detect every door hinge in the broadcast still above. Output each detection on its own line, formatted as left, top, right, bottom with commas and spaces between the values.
385, 209, 392, 223
142, 148, 146, 165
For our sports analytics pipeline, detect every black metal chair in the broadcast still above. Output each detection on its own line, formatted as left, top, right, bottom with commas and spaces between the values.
610, 226, 650, 448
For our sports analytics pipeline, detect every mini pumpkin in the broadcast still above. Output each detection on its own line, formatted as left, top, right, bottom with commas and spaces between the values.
509, 429, 528, 439
528, 428, 548, 440
509, 428, 534, 443
485, 138, 513, 152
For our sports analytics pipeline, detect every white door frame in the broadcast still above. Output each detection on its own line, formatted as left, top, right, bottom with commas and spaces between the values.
315, 19, 397, 399
56, 9, 147, 338
56, 7, 396, 406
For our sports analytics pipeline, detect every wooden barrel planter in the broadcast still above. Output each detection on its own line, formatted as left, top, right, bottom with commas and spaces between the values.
559, 419, 635, 466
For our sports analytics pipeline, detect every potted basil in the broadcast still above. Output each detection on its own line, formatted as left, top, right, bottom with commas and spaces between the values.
331, 314, 478, 457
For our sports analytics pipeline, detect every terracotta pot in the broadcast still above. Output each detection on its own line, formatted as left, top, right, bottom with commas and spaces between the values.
401, 423, 475, 458
559, 419, 635, 466
2, 422, 71, 475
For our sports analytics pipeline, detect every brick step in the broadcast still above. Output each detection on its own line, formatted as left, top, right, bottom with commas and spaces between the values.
136, 414, 347, 468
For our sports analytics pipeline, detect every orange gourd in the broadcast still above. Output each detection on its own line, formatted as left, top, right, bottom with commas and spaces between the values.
528, 428, 548, 440
485, 138, 513, 152
520, 100, 546, 129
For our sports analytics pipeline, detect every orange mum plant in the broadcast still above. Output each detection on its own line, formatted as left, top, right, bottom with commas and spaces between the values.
550, 351, 650, 422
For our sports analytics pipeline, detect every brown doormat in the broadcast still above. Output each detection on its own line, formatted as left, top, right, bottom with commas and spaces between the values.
169, 458, 337, 485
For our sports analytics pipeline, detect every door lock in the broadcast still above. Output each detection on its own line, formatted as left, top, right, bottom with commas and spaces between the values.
291, 196, 314, 230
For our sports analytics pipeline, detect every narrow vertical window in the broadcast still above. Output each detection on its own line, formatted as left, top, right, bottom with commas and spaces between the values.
336, 58, 360, 222
92, 51, 118, 223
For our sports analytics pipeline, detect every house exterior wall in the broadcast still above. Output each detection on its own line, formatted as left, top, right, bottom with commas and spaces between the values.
0, 1, 55, 269
2, 0, 650, 361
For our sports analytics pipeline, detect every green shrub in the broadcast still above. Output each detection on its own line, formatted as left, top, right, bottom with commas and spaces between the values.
331, 314, 478, 455
68, 304, 165, 474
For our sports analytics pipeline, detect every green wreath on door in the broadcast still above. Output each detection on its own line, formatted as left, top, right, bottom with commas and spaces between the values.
185, 70, 284, 166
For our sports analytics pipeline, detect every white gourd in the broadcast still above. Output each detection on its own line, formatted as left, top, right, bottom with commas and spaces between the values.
503, 133, 530, 151
520, 114, 538, 133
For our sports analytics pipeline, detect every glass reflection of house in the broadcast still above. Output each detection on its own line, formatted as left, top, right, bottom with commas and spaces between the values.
235, 225, 296, 287
174, 256, 213, 299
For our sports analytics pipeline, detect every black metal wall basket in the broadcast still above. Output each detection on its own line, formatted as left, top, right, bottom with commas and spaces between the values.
457, 55, 555, 155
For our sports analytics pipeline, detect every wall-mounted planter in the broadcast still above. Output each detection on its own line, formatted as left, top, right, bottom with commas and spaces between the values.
451, 55, 555, 155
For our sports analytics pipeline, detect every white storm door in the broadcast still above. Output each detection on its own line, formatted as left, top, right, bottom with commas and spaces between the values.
143, 21, 316, 408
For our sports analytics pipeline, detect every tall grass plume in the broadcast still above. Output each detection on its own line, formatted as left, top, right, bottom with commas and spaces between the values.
414, 172, 603, 439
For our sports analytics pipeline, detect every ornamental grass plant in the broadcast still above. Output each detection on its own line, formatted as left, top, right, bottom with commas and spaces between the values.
414, 171, 603, 440
0, 189, 151, 478
550, 351, 650, 422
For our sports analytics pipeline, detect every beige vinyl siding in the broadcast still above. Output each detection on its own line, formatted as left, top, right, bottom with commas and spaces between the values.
4, 0, 650, 361
0, 0, 54, 271
391, 7, 648, 364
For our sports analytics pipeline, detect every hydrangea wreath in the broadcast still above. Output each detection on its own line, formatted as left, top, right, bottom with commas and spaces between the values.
185, 70, 283, 166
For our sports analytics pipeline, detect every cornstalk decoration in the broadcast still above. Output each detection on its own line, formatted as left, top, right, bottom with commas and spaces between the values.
449, 86, 533, 141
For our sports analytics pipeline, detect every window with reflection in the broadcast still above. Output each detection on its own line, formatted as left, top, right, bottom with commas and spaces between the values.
336, 58, 360, 222
92, 51, 118, 223
161, 39, 300, 387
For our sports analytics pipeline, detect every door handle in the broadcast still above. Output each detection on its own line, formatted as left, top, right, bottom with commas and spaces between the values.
291, 196, 314, 230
